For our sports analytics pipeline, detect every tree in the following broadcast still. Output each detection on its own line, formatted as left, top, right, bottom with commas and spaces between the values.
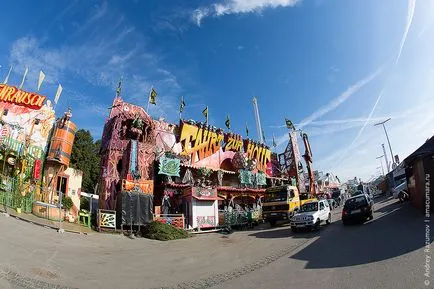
70, 130, 101, 194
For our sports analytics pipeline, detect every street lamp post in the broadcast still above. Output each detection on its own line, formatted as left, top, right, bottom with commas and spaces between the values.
374, 118, 395, 169
376, 155, 385, 176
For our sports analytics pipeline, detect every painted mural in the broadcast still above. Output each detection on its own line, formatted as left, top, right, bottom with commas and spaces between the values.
0, 85, 55, 159
99, 97, 156, 210
156, 121, 273, 175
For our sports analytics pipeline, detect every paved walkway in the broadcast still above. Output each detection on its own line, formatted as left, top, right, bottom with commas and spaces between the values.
1, 197, 428, 289
0, 206, 93, 235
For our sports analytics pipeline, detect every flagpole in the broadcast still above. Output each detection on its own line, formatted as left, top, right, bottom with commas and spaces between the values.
3, 65, 13, 84
179, 96, 183, 121
19, 67, 28, 89
146, 86, 153, 113
54, 83, 62, 112
206, 106, 209, 126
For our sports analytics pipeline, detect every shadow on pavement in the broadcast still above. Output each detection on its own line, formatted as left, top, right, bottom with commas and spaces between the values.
248, 225, 323, 239
249, 227, 324, 239
289, 203, 429, 269
374, 199, 402, 213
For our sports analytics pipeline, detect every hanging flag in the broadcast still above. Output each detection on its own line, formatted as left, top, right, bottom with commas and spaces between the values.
3, 65, 13, 84
18, 67, 29, 89
116, 78, 122, 97
225, 115, 230, 130
180, 97, 185, 113
149, 88, 157, 105
273, 136, 277, 148
54, 84, 63, 104
285, 118, 295, 130
246, 123, 249, 137
37, 70, 45, 91
202, 106, 208, 118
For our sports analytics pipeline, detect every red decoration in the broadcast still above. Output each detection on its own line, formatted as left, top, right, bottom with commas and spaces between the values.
33, 159, 41, 180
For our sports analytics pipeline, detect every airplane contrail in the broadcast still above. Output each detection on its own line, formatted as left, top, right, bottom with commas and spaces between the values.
297, 65, 384, 129
340, 0, 417, 164
396, 0, 416, 64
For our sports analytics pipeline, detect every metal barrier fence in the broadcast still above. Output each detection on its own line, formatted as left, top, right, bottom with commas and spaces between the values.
0, 175, 34, 213
153, 214, 185, 229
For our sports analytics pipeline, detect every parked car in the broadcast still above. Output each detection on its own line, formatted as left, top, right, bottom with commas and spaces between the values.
342, 194, 374, 225
290, 200, 331, 232
392, 181, 408, 199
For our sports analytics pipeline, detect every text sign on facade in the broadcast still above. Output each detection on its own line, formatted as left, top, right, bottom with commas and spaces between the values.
179, 122, 272, 174
0, 84, 46, 109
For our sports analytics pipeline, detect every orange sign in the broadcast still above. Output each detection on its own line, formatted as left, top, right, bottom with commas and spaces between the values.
179, 122, 272, 173
179, 123, 224, 160
0, 84, 46, 110
244, 141, 272, 172
122, 179, 154, 194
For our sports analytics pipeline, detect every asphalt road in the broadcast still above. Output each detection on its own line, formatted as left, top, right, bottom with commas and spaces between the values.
210, 197, 433, 289
0, 196, 432, 289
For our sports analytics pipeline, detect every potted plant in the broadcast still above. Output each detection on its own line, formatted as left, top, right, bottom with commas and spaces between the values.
62, 196, 74, 221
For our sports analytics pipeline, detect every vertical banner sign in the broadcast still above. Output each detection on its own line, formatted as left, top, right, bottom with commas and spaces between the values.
130, 140, 137, 174
289, 131, 305, 193
19, 67, 29, 89
54, 84, 63, 104
37, 70, 45, 91
33, 159, 41, 180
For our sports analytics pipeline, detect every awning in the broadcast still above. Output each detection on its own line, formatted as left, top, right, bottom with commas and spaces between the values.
216, 186, 266, 193
180, 164, 237, 174
192, 195, 223, 201
162, 182, 191, 189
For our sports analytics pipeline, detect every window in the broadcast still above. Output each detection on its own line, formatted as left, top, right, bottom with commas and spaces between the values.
264, 190, 287, 202
300, 202, 318, 212
319, 203, 325, 210
324, 201, 329, 207
289, 190, 295, 198
56, 176, 67, 196
345, 196, 368, 207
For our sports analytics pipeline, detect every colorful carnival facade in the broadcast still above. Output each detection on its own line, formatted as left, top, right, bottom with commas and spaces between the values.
98, 94, 289, 231
0, 73, 82, 221
0, 83, 56, 212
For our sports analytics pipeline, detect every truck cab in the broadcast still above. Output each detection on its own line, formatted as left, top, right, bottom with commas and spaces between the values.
262, 185, 315, 226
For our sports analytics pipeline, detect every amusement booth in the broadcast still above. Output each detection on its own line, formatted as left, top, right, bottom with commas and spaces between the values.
34, 109, 82, 221
0, 83, 56, 213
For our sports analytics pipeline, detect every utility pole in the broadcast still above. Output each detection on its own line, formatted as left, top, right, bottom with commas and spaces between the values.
374, 118, 395, 169
381, 144, 390, 173
376, 155, 385, 176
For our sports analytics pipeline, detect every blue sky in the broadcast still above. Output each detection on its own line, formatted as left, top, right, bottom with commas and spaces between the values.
0, 0, 433, 181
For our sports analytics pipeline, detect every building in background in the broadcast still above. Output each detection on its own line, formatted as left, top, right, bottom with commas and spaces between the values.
403, 135, 434, 213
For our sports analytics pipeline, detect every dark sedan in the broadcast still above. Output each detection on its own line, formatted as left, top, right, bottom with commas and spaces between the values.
342, 194, 374, 225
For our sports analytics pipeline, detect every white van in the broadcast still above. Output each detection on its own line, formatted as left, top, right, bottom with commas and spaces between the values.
392, 181, 408, 199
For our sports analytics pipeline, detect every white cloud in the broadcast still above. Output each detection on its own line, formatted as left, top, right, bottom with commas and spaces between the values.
297, 65, 385, 129
7, 5, 183, 123
192, 0, 300, 26
237, 45, 244, 50
192, 8, 210, 26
